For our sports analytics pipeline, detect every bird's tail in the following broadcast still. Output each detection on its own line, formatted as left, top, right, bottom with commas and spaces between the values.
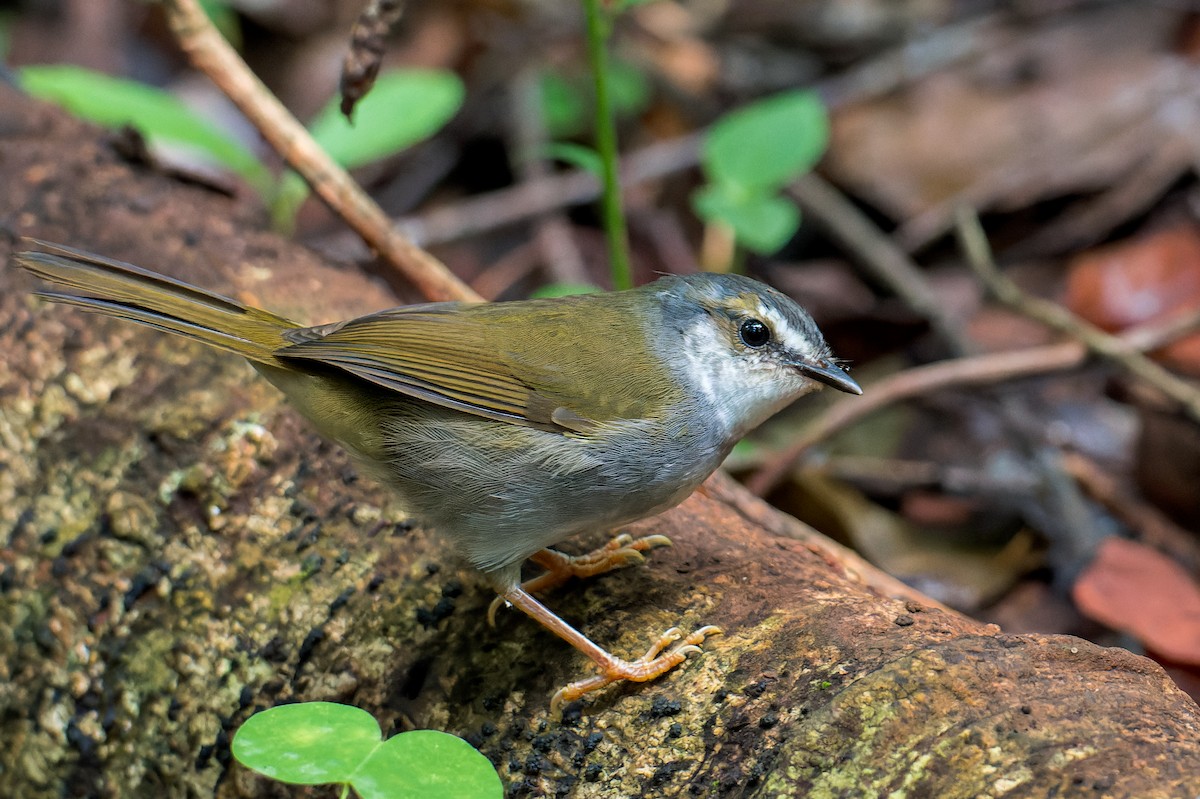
14, 241, 300, 366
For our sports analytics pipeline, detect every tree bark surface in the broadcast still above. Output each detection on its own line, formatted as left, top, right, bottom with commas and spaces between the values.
2, 86, 1198, 799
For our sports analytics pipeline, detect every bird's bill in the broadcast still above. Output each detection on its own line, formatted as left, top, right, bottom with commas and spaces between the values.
793, 359, 862, 395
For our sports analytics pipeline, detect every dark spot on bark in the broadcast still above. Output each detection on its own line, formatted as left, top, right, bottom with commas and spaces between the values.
296, 627, 325, 669
649, 696, 682, 717
744, 679, 769, 698
554, 775, 577, 797
523, 753, 549, 774
651, 761, 688, 787
123, 564, 164, 610
399, 656, 432, 699
329, 587, 354, 613
560, 703, 582, 726
260, 635, 288, 663
416, 595, 456, 628
61, 532, 92, 557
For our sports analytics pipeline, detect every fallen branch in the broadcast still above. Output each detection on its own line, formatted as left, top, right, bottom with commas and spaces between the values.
162, 0, 478, 302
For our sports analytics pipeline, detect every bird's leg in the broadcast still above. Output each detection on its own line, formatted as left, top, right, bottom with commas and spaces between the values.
499, 585, 721, 716
487, 533, 672, 624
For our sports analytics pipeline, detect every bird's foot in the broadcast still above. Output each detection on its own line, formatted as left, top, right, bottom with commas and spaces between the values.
550, 625, 723, 716
531, 533, 673, 589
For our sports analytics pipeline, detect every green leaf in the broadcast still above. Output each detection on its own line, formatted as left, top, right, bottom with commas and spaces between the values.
308, 69, 464, 170
606, 60, 651, 120
529, 282, 600, 298
231, 703, 381, 785
231, 702, 503, 799
540, 72, 588, 139
693, 184, 799, 254
542, 142, 604, 176
19, 65, 270, 193
355, 730, 504, 799
539, 61, 650, 139
702, 90, 828, 192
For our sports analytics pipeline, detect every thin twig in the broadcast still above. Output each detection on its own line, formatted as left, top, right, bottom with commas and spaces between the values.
468, 239, 541, 300
395, 136, 701, 249
162, 0, 480, 303
1061, 451, 1200, 573
321, 13, 1001, 258
788, 174, 966, 353
511, 66, 589, 285
955, 206, 1200, 424
817, 455, 1039, 499
780, 172, 1099, 570
746, 343, 1082, 495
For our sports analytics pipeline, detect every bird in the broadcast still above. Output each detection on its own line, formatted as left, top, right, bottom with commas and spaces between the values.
15, 240, 861, 712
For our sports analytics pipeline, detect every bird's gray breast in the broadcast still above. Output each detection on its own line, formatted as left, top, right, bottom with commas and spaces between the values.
375, 400, 729, 576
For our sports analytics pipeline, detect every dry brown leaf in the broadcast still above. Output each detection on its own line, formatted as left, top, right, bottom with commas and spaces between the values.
793, 470, 1036, 611
1073, 537, 1200, 666
825, 4, 1198, 249
1064, 225, 1200, 375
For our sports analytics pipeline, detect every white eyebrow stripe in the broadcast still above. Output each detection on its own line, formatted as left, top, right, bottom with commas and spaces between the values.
756, 303, 811, 358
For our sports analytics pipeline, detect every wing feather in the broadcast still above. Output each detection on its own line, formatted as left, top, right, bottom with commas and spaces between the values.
276, 307, 601, 433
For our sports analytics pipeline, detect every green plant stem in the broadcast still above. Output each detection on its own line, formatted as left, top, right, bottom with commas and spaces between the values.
582, 0, 633, 289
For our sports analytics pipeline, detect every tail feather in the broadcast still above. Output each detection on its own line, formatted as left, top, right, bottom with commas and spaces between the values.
15, 241, 299, 365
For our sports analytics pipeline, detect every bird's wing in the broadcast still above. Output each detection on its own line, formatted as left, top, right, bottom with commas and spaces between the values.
276, 303, 609, 434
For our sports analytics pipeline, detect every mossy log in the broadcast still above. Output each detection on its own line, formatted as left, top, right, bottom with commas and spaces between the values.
2, 85, 1198, 798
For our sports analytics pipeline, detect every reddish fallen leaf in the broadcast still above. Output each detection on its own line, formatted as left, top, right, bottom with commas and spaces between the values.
1064, 225, 1200, 375
1072, 537, 1200, 665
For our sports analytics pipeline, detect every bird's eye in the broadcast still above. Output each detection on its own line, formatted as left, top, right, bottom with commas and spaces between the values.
739, 319, 771, 348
